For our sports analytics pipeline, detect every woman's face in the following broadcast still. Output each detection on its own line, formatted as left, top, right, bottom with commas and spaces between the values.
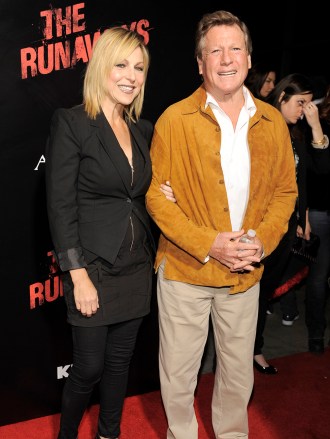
260, 71, 276, 98
105, 46, 145, 107
280, 93, 313, 124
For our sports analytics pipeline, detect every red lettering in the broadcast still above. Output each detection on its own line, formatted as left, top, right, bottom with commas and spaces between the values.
40, 3, 85, 40
121, 20, 150, 45
136, 19, 150, 45
47, 251, 58, 275
44, 276, 63, 302
20, 13, 150, 79
54, 40, 71, 70
83, 31, 101, 58
55, 6, 72, 37
72, 3, 86, 33
128, 21, 137, 31
29, 276, 63, 309
40, 9, 54, 39
71, 35, 88, 65
38, 44, 54, 75
20, 47, 37, 79
30, 283, 45, 309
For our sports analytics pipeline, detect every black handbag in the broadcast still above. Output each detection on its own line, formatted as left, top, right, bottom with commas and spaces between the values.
291, 232, 320, 264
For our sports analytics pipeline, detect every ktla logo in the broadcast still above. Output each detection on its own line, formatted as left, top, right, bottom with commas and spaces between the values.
57, 364, 73, 379
30, 251, 63, 309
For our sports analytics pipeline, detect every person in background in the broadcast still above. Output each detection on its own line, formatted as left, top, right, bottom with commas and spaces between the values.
244, 60, 280, 374
253, 73, 329, 374
245, 60, 276, 100
305, 84, 330, 354
45, 28, 174, 439
245, 60, 277, 316
146, 10, 297, 439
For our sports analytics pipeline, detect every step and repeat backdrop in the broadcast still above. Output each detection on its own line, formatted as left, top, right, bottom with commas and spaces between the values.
0, 0, 328, 426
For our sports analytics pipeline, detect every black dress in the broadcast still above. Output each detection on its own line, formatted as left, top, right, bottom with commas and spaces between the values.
61, 138, 154, 327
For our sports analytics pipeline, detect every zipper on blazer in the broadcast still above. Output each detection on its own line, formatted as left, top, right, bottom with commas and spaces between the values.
129, 216, 134, 251
129, 163, 134, 251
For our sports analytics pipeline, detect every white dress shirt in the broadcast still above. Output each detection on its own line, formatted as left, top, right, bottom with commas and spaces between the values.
206, 87, 256, 231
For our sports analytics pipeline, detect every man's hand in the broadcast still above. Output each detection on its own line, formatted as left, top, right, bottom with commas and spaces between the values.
208, 229, 263, 272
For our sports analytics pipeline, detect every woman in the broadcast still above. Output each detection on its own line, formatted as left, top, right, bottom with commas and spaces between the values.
305, 84, 330, 354
253, 73, 328, 374
46, 28, 173, 439
245, 60, 276, 100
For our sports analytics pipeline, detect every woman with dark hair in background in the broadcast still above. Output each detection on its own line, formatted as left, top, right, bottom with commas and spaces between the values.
253, 73, 329, 374
245, 60, 276, 100
305, 84, 330, 354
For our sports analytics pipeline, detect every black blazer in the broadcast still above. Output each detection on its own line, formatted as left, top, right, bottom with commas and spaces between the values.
293, 132, 330, 231
45, 104, 154, 271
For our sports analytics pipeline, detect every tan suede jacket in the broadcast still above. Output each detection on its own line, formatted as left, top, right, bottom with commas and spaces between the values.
146, 85, 298, 293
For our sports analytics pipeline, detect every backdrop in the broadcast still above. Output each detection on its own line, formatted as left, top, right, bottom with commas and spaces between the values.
0, 0, 329, 426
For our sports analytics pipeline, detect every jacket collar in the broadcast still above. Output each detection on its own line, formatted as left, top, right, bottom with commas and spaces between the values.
181, 84, 275, 125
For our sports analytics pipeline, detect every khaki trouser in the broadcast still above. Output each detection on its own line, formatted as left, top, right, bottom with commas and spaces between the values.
157, 262, 259, 439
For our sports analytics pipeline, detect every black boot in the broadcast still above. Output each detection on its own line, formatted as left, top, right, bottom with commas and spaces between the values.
308, 338, 324, 355
95, 435, 118, 439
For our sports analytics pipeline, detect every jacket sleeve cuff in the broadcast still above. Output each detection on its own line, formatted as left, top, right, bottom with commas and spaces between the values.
54, 247, 88, 272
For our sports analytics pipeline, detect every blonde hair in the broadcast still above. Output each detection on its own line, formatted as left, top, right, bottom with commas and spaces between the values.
195, 10, 252, 60
83, 27, 150, 122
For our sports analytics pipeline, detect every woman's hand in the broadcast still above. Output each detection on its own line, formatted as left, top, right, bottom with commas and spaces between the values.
70, 268, 99, 317
303, 102, 326, 148
303, 101, 320, 129
160, 180, 177, 203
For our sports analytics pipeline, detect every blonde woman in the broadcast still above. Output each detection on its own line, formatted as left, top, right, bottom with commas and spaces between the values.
46, 27, 160, 439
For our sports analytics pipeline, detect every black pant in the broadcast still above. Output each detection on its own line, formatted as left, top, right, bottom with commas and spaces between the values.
305, 209, 330, 340
254, 214, 297, 355
58, 317, 143, 439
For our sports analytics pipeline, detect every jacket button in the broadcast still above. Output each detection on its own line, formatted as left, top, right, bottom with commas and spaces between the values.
224, 207, 229, 212
219, 179, 224, 184
126, 198, 132, 203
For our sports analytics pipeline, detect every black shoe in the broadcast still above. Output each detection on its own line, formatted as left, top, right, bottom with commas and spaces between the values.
266, 302, 274, 315
309, 339, 324, 355
253, 360, 278, 374
282, 313, 299, 326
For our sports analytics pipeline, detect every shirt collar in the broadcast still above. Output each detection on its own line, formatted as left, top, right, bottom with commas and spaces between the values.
205, 86, 257, 117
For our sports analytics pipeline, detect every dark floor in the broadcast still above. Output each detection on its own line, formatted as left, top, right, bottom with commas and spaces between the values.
200, 281, 330, 373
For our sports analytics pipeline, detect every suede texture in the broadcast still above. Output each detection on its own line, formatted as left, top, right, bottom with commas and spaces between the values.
146, 85, 298, 293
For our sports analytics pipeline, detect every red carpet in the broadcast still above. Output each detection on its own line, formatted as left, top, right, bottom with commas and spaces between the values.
1, 349, 329, 439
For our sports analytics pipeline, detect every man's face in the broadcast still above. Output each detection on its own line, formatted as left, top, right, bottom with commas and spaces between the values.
197, 24, 251, 99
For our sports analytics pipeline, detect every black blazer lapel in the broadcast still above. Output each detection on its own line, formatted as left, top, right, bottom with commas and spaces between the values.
91, 112, 133, 194
129, 120, 152, 194
129, 121, 151, 163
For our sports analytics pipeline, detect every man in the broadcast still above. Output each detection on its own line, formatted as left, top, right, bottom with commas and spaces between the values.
146, 10, 297, 439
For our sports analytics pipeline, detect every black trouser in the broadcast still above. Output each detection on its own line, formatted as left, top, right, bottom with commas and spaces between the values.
305, 209, 330, 340
254, 214, 297, 355
58, 317, 143, 439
